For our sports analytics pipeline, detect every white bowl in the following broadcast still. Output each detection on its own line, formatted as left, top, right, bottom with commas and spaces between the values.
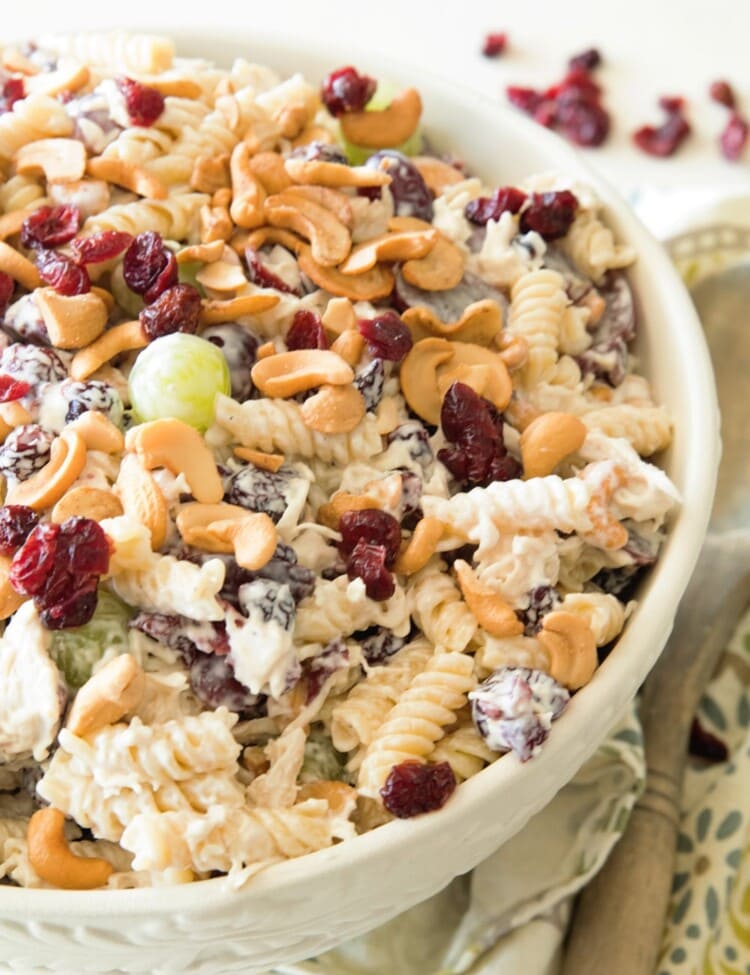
0, 31, 719, 975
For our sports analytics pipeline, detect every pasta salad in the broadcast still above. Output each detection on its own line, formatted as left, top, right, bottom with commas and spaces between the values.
0, 32, 678, 891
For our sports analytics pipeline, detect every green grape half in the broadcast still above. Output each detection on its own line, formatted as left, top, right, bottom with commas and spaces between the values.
299, 735, 350, 784
128, 332, 231, 430
50, 589, 133, 689
341, 81, 423, 164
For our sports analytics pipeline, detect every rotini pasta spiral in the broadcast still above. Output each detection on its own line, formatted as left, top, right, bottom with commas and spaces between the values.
408, 560, 477, 652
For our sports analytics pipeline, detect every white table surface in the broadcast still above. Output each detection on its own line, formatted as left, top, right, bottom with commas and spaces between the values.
10, 0, 750, 197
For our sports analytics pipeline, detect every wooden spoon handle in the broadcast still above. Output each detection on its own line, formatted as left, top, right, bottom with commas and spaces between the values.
561, 768, 681, 975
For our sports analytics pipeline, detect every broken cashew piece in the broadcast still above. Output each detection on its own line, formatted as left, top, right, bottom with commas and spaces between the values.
394, 518, 445, 575
233, 446, 285, 472
35, 288, 108, 350
318, 492, 380, 530
176, 239, 225, 265
6, 430, 87, 511
412, 156, 465, 194
251, 349, 354, 398
340, 87, 422, 148
66, 411, 124, 453
300, 384, 366, 434
69, 321, 148, 382
297, 246, 394, 301
537, 611, 598, 690
520, 412, 588, 479
330, 330, 364, 366
198, 293, 280, 327
52, 486, 124, 524
284, 157, 391, 189
0, 554, 26, 620
0, 241, 41, 290
339, 229, 438, 276
248, 152, 293, 195
402, 299, 502, 346
496, 332, 529, 370
66, 654, 146, 738
126, 418, 223, 504
453, 559, 524, 638
27, 808, 113, 891
190, 153, 230, 194
114, 453, 169, 550
281, 185, 353, 229
87, 156, 167, 200
322, 297, 358, 335
15, 137, 87, 183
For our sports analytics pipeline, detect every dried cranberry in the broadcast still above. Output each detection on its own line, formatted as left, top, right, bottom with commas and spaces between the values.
70, 231, 133, 265
359, 627, 408, 665
519, 585, 560, 635
303, 639, 349, 703
520, 191, 579, 240
0, 272, 13, 315
364, 151, 434, 221
0, 505, 39, 555
203, 324, 258, 402
123, 231, 177, 302
688, 717, 728, 763
633, 101, 691, 157
0, 77, 24, 114
286, 309, 328, 350
568, 48, 602, 72
245, 247, 299, 295
533, 99, 559, 128
347, 540, 395, 601
35, 250, 90, 295
438, 382, 521, 488
720, 112, 749, 161
187, 648, 266, 714
482, 33, 507, 58
10, 517, 112, 629
557, 99, 610, 147
321, 66, 377, 117
0, 424, 54, 482
339, 509, 402, 567
117, 77, 165, 127
359, 312, 412, 361
465, 186, 527, 225
21, 205, 81, 250
381, 760, 456, 818
709, 79, 736, 109
547, 68, 601, 104
0, 376, 31, 402
506, 85, 544, 116
139, 283, 202, 340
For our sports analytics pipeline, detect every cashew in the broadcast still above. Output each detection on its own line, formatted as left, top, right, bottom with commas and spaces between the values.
66, 654, 146, 738
403, 298, 502, 346
0, 401, 31, 444
15, 137, 87, 183
496, 332, 529, 370
280, 185, 353, 230
6, 430, 87, 511
264, 193, 351, 267
176, 239, 225, 265
229, 142, 267, 229
520, 412, 588, 479
284, 158, 391, 189
248, 151, 293, 195
86, 157, 167, 200
582, 464, 629, 550
176, 503, 277, 570
272, 102, 310, 140
330, 330, 364, 366
297, 780, 357, 816
26, 62, 90, 98
375, 397, 401, 435
35, 288, 108, 350
0, 208, 34, 241
453, 560, 524, 637
144, 77, 203, 99
52, 486, 124, 524
437, 362, 495, 401
291, 124, 336, 149
27, 808, 113, 890
340, 87, 422, 148
1, 47, 39, 75
297, 246, 394, 301
300, 384, 366, 433
400, 337, 454, 425
244, 226, 305, 255
198, 293, 280, 326
504, 396, 540, 432
387, 216, 465, 291
200, 202, 233, 243
0, 241, 41, 290
91, 286, 115, 313
339, 229, 438, 275
251, 349, 354, 398
66, 411, 124, 453
580, 289, 606, 325
69, 321, 148, 382
318, 492, 380, 530
440, 343, 512, 411
413, 156, 465, 194
322, 297, 358, 335
394, 517, 444, 575
0, 554, 26, 620
127, 419, 223, 505
537, 611, 597, 689
114, 453, 168, 550
195, 258, 248, 293
256, 341, 276, 360
190, 153, 230, 194
233, 446, 285, 472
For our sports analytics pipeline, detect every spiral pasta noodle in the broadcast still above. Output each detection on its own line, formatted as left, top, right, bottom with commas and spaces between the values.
408, 561, 477, 652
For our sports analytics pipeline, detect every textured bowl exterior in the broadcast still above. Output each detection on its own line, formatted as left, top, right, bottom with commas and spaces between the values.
0, 30, 720, 975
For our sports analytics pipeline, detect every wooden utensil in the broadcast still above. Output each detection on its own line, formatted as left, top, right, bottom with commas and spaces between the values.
562, 261, 750, 975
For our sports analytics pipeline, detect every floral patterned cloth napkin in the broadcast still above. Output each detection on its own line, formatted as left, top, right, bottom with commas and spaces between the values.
270, 192, 750, 975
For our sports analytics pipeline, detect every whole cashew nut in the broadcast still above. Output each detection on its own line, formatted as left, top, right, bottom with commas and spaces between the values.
126, 419, 223, 504
66, 654, 146, 738
28, 809, 114, 890
537, 611, 598, 690
340, 88, 422, 149
520, 411, 588, 479
453, 560, 524, 638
